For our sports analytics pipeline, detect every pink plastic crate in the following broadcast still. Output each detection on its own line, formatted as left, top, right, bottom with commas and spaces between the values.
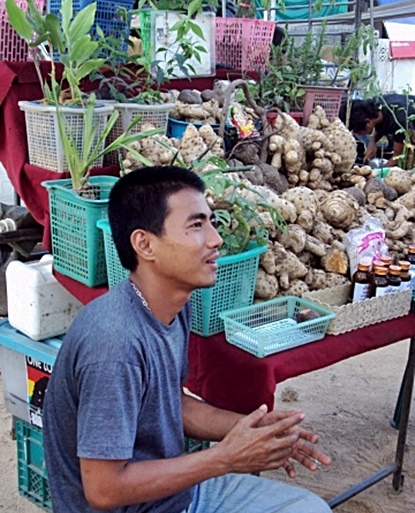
215, 17, 275, 73
301, 85, 345, 126
0, 0, 45, 61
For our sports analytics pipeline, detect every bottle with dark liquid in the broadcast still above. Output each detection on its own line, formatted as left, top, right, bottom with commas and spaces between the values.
386, 265, 401, 294
370, 267, 388, 297
398, 260, 411, 291
350, 261, 371, 302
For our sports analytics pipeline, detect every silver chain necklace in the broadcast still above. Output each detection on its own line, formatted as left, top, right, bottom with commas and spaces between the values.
130, 280, 151, 312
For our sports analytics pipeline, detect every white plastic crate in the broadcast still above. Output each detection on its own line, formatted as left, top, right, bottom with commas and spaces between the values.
6, 254, 83, 340
18, 101, 114, 172
105, 102, 175, 165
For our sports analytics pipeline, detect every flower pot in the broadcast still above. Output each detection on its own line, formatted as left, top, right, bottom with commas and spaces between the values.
19, 101, 114, 172
42, 176, 118, 287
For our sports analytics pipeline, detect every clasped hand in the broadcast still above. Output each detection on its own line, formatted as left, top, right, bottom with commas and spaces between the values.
219, 405, 331, 477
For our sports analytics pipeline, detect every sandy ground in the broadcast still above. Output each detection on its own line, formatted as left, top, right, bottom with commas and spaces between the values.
0, 338, 414, 512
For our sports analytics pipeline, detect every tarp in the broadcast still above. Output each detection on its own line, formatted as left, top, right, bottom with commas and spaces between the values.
377, 0, 415, 24
261, 0, 348, 22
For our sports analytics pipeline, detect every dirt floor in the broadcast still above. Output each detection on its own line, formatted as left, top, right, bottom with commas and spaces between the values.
0, 338, 414, 512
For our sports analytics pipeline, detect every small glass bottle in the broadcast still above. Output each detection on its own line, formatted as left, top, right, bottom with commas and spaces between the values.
406, 245, 415, 293
386, 264, 401, 294
398, 260, 411, 291
370, 267, 388, 297
350, 262, 371, 302
380, 255, 392, 267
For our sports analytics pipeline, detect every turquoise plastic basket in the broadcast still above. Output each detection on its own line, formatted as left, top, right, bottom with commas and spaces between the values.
42, 176, 119, 287
16, 418, 52, 512
191, 243, 267, 337
97, 218, 129, 287
219, 296, 335, 358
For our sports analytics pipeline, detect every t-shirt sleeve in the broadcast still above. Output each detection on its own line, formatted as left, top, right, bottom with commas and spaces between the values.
76, 360, 144, 460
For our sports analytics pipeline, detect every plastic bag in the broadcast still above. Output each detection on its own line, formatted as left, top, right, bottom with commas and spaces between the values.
344, 217, 389, 277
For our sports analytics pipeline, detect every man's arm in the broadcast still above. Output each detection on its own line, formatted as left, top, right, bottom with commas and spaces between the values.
182, 392, 331, 477
80, 404, 307, 510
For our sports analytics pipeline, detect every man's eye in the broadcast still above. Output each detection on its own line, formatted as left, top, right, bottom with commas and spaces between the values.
193, 221, 202, 228
211, 216, 219, 229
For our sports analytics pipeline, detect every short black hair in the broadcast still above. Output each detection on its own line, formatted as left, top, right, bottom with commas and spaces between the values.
340, 99, 379, 132
108, 166, 205, 272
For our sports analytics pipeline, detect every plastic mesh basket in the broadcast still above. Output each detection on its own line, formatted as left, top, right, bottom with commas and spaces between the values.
191, 243, 267, 337
42, 176, 118, 287
300, 85, 345, 126
215, 17, 275, 72
0, 0, 45, 61
92, 0, 133, 51
105, 102, 175, 165
18, 101, 114, 173
16, 418, 52, 512
97, 218, 129, 287
220, 296, 335, 358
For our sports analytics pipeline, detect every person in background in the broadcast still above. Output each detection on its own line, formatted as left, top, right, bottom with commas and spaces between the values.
340, 93, 415, 167
43, 166, 332, 513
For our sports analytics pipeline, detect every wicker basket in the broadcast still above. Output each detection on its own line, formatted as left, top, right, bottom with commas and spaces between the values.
303, 284, 412, 335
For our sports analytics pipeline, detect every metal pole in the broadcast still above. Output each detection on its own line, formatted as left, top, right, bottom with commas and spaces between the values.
392, 336, 415, 491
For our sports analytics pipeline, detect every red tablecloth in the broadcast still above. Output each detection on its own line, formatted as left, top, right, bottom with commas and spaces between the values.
53, 270, 415, 415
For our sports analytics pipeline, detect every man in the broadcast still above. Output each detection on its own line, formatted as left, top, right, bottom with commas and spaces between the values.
341, 93, 415, 167
43, 166, 332, 513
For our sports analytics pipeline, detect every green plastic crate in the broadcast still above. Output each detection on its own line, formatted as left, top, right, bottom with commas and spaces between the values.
97, 218, 129, 287
14, 418, 206, 513
191, 243, 267, 337
15, 418, 52, 512
42, 176, 119, 287
219, 296, 335, 358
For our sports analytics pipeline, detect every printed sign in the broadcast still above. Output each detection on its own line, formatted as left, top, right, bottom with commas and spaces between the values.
26, 356, 53, 428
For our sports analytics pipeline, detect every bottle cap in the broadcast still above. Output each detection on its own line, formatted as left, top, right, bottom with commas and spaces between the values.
357, 263, 370, 271
398, 260, 410, 270
374, 267, 387, 275
372, 260, 386, 269
380, 255, 392, 264
388, 265, 401, 275
408, 244, 415, 253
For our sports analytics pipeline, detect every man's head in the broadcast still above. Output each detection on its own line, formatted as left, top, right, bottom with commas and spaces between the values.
340, 99, 380, 134
108, 166, 209, 272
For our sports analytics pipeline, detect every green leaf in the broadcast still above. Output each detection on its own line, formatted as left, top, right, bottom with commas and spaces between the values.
76, 59, 106, 80
188, 20, 204, 40
68, 2, 97, 42
5, 0, 34, 40
70, 37, 100, 64
45, 15, 65, 53
60, 0, 73, 33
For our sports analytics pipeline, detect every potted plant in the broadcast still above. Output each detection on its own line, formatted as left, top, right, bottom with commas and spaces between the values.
6, 0, 164, 287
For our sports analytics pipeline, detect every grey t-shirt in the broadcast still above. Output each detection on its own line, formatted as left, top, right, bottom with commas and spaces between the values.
43, 279, 194, 513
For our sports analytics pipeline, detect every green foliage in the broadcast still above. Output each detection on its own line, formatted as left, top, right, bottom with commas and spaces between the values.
252, 25, 327, 111
6, 0, 105, 104
53, 90, 164, 190
381, 90, 415, 170
200, 168, 286, 256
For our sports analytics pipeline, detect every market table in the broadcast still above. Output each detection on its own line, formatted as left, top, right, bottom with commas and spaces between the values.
1, 60, 414, 509
52, 271, 415, 508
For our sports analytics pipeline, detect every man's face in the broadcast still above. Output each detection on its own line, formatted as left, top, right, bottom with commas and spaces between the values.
152, 188, 223, 292
355, 118, 377, 135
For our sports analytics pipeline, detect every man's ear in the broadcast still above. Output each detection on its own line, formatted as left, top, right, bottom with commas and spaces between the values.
130, 229, 156, 262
